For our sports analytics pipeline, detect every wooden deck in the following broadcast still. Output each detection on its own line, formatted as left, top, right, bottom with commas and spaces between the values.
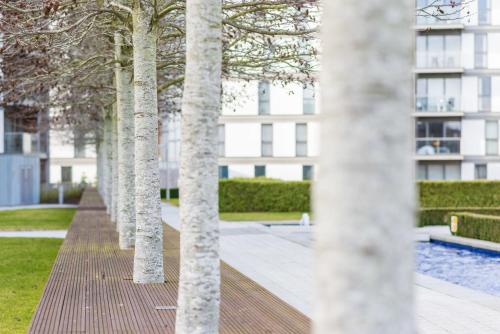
29, 189, 310, 333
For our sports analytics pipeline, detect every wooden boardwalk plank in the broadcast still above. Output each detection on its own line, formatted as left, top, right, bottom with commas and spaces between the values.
29, 189, 310, 333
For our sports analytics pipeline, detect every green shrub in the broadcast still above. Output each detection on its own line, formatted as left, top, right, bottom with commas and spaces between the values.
40, 187, 84, 204
219, 178, 310, 212
419, 207, 500, 227
446, 212, 500, 243
419, 180, 500, 208
160, 188, 179, 199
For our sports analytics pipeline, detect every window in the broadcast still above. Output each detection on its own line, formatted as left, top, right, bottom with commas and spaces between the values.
258, 81, 271, 115
475, 164, 487, 179
486, 121, 498, 155
255, 165, 266, 177
61, 166, 72, 183
74, 130, 86, 158
475, 33, 488, 69
261, 124, 273, 157
303, 85, 315, 115
296, 123, 308, 157
416, 120, 461, 155
416, 77, 460, 112
417, 163, 461, 180
478, 77, 491, 112
303, 165, 313, 181
218, 124, 225, 157
219, 166, 229, 179
478, 0, 491, 25
416, 34, 460, 68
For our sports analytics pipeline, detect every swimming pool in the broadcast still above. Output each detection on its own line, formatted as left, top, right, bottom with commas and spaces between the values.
415, 241, 500, 297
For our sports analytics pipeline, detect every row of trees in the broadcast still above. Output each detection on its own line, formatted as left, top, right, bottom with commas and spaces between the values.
2, 0, 317, 332
1, 0, 463, 332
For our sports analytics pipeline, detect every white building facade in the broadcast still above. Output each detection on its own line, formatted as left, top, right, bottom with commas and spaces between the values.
160, 80, 320, 186
415, 0, 500, 180
49, 129, 96, 185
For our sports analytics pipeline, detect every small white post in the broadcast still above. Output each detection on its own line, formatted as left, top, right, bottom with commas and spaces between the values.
300, 213, 310, 227
58, 184, 64, 205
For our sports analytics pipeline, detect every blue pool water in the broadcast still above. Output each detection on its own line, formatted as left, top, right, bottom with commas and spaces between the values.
415, 241, 500, 297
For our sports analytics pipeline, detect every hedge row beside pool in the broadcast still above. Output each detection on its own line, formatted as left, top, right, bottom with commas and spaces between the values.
419, 180, 500, 208
419, 207, 500, 227
447, 212, 500, 243
418, 181, 500, 226
163, 180, 500, 225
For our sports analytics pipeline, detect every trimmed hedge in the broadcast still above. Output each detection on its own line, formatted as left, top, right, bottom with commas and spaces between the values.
418, 181, 500, 226
446, 212, 500, 243
419, 207, 500, 227
40, 187, 84, 204
160, 188, 179, 199
419, 180, 500, 208
219, 178, 310, 212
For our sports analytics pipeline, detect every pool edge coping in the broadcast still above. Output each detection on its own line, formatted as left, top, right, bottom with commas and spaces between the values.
430, 234, 500, 253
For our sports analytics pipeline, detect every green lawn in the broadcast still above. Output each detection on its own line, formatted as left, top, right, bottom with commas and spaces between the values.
0, 209, 76, 231
162, 198, 179, 207
219, 212, 306, 221
163, 199, 307, 221
0, 238, 62, 334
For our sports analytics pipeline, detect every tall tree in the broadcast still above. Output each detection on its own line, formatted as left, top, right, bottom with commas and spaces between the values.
314, 1, 415, 334
131, 0, 164, 284
114, 27, 136, 249
175, 0, 222, 332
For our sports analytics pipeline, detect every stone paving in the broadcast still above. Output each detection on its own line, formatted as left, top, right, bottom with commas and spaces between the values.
161, 203, 500, 334
0, 230, 67, 238
0, 204, 78, 211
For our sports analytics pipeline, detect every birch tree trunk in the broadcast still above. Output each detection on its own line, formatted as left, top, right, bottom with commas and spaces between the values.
104, 116, 113, 213
314, 1, 415, 334
175, 0, 222, 332
132, 0, 164, 284
115, 31, 136, 249
111, 105, 119, 224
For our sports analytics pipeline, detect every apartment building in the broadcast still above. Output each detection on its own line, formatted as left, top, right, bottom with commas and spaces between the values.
0, 108, 49, 205
49, 128, 97, 185
415, 0, 500, 180
159, 80, 319, 186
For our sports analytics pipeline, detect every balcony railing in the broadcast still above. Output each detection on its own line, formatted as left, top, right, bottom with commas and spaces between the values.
416, 96, 460, 112
416, 138, 460, 155
4, 132, 40, 154
416, 51, 461, 69
416, 15, 462, 26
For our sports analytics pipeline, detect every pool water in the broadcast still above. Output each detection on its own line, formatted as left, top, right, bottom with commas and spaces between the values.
415, 241, 500, 297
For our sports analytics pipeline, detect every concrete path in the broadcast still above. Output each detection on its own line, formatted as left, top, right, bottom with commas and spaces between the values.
0, 204, 78, 211
0, 230, 67, 238
161, 203, 500, 334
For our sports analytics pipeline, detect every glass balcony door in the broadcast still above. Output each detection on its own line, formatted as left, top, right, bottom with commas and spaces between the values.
416, 77, 461, 112
417, 35, 461, 68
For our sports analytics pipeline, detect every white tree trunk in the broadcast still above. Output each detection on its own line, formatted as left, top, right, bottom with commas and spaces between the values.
111, 106, 119, 224
175, 0, 222, 332
115, 31, 136, 249
96, 140, 103, 195
104, 116, 113, 213
132, 1, 164, 284
314, 1, 415, 334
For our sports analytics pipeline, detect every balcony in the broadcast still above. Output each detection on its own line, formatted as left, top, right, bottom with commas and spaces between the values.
414, 16, 464, 31
415, 96, 463, 117
4, 132, 42, 155
415, 52, 463, 74
416, 138, 461, 160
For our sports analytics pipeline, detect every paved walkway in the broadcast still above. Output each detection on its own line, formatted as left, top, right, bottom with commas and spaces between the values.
0, 204, 78, 211
0, 230, 66, 238
31, 190, 309, 334
162, 203, 500, 334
